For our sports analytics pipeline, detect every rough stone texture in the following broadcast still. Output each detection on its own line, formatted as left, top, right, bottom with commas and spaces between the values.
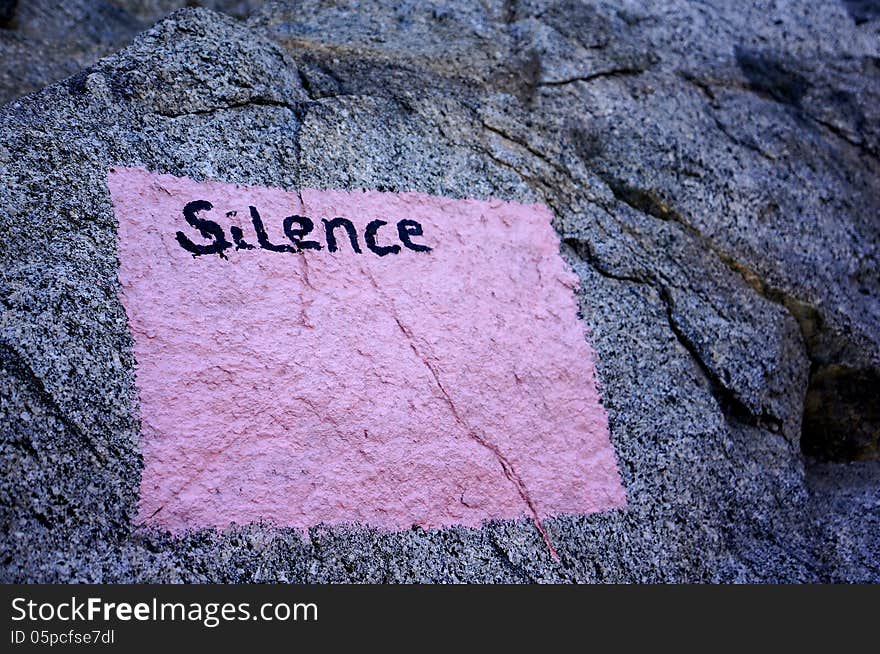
0, 0, 265, 106
0, 1, 878, 582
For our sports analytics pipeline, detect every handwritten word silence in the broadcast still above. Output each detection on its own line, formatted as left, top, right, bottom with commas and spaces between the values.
175, 200, 432, 259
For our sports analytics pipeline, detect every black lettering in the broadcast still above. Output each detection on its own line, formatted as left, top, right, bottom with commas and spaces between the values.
175, 200, 232, 258
364, 219, 401, 257
283, 215, 322, 251
322, 217, 362, 254
397, 219, 432, 252
250, 206, 294, 253
230, 225, 255, 250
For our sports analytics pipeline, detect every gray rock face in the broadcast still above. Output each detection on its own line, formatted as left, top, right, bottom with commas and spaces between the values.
0, 0, 266, 106
1, 1, 878, 582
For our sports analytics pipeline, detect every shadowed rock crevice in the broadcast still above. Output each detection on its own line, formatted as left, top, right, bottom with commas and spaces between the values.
734, 46, 810, 108
725, 277, 880, 463
1, 1, 878, 582
841, 0, 880, 24
565, 233, 788, 433
587, 168, 878, 462
584, 175, 801, 426
655, 286, 785, 433
0, 0, 16, 29
734, 47, 877, 158
705, 251, 880, 462
802, 366, 880, 461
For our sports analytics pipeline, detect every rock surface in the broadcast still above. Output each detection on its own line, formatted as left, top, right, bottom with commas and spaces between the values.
0, 1, 878, 582
0, 0, 266, 106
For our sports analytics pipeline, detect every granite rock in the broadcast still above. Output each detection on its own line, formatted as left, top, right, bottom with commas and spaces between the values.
0, 0, 266, 106
0, 1, 878, 582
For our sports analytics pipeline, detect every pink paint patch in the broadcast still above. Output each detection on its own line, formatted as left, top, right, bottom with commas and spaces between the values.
109, 167, 626, 539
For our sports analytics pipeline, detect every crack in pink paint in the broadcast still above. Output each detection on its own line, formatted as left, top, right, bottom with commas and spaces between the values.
391, 313, 559, 559
108, 166, 626, 541
359, 261, 556, 552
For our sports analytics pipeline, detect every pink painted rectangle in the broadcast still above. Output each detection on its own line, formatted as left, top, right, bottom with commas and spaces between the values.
109, 167, 625, 536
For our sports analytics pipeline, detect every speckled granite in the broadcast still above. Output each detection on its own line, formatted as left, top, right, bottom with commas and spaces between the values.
0, 2, 877, 582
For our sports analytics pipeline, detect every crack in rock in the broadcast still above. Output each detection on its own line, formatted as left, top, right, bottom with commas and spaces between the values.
537, 66, 648, 87
0, 341, 104, 463
565, 235, 785, 432
154, 96, 300, 119
654, 286, 785, 434
390, 315, 559, 560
